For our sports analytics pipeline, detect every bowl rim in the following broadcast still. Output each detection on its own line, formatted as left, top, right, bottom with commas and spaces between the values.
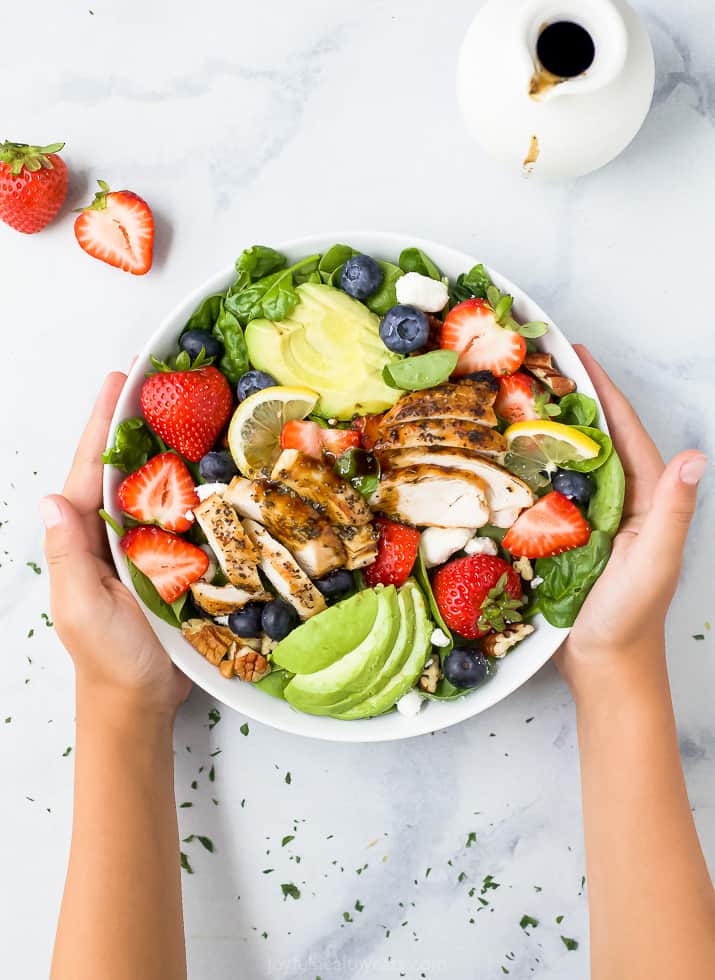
102, 230, 604, 742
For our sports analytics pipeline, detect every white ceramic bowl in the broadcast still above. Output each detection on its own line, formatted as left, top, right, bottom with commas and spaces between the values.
104, 232, 601, 742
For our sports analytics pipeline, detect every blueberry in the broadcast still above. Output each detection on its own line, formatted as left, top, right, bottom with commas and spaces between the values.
340, 254, 384, 300
443, 648, 489, 690
228, 602, 265, 638
379, 305, 429, 354
314, 568, 354, 598
551, 468, 593, 505
179, 329, 224, 360
237, 369, 277, 401
463, 370, 499, 393
199, 450, 238, 483
261, 599, 300, 641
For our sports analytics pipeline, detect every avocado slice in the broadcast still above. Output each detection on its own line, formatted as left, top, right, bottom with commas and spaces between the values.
284, 586, 400, 713
245, 282, 403, 419
335, 583, 433, 720
271, 589, 378, 675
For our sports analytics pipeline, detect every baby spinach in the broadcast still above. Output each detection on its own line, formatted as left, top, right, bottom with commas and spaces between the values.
256, 668, 292, 699
364, 260, 404, 315
127, 558, 188, 628
399, 247, 442, 280
213, 300, 249, 383
319, 244, 355, 284
184, 293, 223, 333
533, 530, 612, 628
564, 426, 613, 473
587, 447, 625, 537
225, 254, 320, 324
235, 245, 286, 283
383, 350, 458, 391
102, 418, 159, 473
450, 263, 492, 304
334, 448, 381, 499
556, 392, 598, 427
414, 553, 453, 655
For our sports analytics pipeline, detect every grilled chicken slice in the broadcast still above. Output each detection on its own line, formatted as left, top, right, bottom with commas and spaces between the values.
242, 519, 327, 620
369, 464, 490, 528
189, 582, 271, 617
380, 381, 497, 429
374, 419, 506, 456
193, 494, 263, 591
271, 449, 372, 527
378, 447, 534, 526
335, 523, 379, 570
225, 478, 346, 577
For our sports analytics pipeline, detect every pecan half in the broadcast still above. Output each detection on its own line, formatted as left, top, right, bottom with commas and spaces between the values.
522, 353, 576, 397
234, 648, 271, 683
480, 623, 535, 659
182, 619, 236, 666
418, 655, 441, 694
219, 653, 236, 679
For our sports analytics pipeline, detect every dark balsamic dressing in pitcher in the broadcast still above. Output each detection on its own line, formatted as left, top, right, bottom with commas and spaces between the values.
536, 21, 595, 78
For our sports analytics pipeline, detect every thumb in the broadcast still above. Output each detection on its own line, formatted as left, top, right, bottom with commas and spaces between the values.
40, 495, 103, 606
634, 450, 707, 574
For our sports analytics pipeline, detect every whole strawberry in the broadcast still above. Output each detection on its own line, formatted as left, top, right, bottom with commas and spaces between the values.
0, 141, 68, 233
141, 363, 233, 462
364, 517, 420, 589
432, 554, 523, 639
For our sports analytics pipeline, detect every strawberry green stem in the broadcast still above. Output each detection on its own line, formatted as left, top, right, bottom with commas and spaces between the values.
0, 140, 65, 175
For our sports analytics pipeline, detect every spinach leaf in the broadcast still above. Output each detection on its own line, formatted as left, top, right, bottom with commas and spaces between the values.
414, 553, 453, 655
102, 418, 159, 473
564, 426, 613, 473
213, 300, 249, 383
255, 668, 292, 699
534, 530, 612, 628
383, 350, 458, 391
557, 393, 598, 427
184, 293, 223, 333
318, 244, 356, 283
451, 263, 492, 304
127, 558, 188, 628
225, 254, 320, 324
334, 448, 381, 499
587, 447, 625, 537
235, 245, 286, 282
399, 247, 442, 280
364, 260, 404, 315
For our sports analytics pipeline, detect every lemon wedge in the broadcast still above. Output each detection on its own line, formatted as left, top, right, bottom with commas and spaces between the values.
228, 386, 319, 478
503, 420, 602, 490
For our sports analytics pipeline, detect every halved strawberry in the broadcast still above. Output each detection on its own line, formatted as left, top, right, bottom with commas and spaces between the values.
120, 526, 209, 603
74, 180, 154, 275
441, 298, 526, 376
354, 413, 384, 451
502, 491, 591, 558
320, 428, 360, 456
117, 452, 199, 533
495, 372, 546, 424
281, 420, 323, 458
364, 517, 420, 589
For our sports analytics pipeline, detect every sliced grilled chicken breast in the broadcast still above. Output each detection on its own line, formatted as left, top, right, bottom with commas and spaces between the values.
226, 478, 346, 577
378, 447, 533, 525
271, 449, 372, 526
380, 381, 497, 429
193, 494, 263, 591
335, 523, 379, 569
189, 582, 271, 616
374, 419, 506, 456
242, 519, 327, 620
369, 464, 490, 528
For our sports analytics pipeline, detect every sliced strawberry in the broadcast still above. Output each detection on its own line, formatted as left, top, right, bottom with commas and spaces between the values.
364, 517, 420, 589
355, 413, 384, 451
117, 452, 199, 533
441, 298, 526, 376
121, 526, 209, 603
320, 428, 360, 456
495, 372, 546, 424
74, 180, 154, 275
502, 491, 591, 558
280, 420, 324, 458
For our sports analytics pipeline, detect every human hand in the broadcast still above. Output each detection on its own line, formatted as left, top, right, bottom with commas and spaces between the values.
555, 346, 707, 695
41, 373, 192, 718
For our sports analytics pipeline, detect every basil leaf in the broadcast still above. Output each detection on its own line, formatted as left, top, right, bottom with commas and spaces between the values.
352, 473, 380, 497
334, 448, 381, 498
127, 558, 187, 628
587, 447, 625, 537
383, 350, 458, 391
557, 393, 598, 427
563, 426, 613, 473
534, 530, 612, 628
364, 260, 404, 315
451, 263, 492, 304
184, 293, 223, 333
213, 300, 248, 383
235, 245, 286, 281
399, 247, 442, 280
319, 244, 356, 284
102, 418, 159, 473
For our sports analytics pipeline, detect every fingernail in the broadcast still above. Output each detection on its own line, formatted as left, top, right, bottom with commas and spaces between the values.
680, 455, 707, 485
39, 497, 63, 528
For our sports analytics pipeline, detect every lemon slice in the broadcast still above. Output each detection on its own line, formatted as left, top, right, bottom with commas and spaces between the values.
228, 386, 319, 477
503, 420, 601, 490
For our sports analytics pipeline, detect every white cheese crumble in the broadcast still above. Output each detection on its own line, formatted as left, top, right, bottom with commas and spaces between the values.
531, 575, 544, 589
463, 536, 499, 556
395, 272, 449, 313
396, 689, 424, 717
430, 628, 451, 648
199, 544, 218, 583
420, 526, 473, 568
213, 615, 230, 626
184, 509, 195, 522
195, 482, 228, 502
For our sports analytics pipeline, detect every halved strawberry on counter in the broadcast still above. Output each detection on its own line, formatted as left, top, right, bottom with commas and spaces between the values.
432, 554, 523, 639
117, 452, 199, 533
441, 298, 526, 377
74, 180, 154, 275
120, 526, 209, 603
281, 420, 361, 459
502, 491, 591, 558
495, 372, 549, 424
364, 517, 420, 589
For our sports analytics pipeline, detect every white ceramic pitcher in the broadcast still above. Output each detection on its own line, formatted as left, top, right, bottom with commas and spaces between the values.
457, 0, 655, 178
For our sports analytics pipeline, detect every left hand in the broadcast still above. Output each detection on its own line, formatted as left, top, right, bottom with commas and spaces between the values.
41, 372, 192, 717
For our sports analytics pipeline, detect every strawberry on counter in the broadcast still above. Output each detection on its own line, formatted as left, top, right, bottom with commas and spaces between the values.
74, 180, 154, 274
0, 140, 68, 233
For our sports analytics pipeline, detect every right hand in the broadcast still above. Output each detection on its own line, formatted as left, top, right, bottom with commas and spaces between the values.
555, 346, 706, 692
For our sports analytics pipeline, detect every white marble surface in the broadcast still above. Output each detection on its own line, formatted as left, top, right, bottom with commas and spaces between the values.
2, 1, 714, 977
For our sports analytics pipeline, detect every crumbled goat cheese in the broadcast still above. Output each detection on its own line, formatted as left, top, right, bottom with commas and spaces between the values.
420, 526, 473, 568
196, 482, 228, 502
213, 615, 230, 626
395, 272, 449, 313
531, 575, 544, 589
396, 689, 424, 717
463, 536, 499, 556
430, 628, 451, 648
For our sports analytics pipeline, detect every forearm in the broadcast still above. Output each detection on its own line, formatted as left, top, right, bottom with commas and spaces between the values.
573, 644, 715, 980
51, 683, 186, 980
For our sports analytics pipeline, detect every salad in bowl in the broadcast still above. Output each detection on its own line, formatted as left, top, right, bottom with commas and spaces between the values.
102, 234, 625, 738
